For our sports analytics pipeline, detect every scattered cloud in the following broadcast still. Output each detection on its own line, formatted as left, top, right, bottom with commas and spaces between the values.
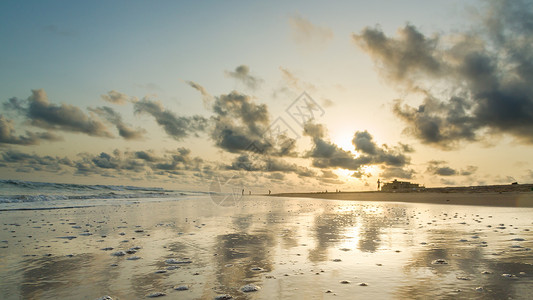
209, 91, 298, 157
4, 89, 113, 137
379, 166, 415, 180
353, 0, 533, 148
289, 14, 333, 48
101, 90, 137, 105
0, 114, 62, 146
186, 81, 213, 108
134, 97, 208, 140
88, 106, 146, 140
426, 160, 478, 176
225, 65, 263, 90
304, 123, 412, 175
0, 147, 206, 179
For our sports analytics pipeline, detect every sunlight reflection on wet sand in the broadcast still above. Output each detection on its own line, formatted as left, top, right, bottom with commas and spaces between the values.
1, 195, 533, 299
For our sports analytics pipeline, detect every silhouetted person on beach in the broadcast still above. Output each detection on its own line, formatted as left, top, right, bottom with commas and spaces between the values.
377, 179, 381, 191
242, 189, 244, 195
268, 190, 271, 195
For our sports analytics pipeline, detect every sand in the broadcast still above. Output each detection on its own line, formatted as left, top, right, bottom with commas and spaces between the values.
1, 194, 533, 299
272, 191, 533, 207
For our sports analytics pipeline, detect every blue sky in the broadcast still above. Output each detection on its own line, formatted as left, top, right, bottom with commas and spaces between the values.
1, 0, 532, 191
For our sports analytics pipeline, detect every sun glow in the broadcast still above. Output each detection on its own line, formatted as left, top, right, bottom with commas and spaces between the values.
331, 131, 357, 155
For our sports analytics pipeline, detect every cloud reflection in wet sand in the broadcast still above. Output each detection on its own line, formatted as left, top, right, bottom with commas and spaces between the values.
1, 196, 533, 299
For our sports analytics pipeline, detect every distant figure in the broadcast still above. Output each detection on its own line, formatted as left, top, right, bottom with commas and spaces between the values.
268, 190, 271, 195
249, 191, 251, 195
242, 189, 244, 195
377, 179, 381, 191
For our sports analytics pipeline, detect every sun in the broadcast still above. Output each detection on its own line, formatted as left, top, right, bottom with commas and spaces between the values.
331, 130, 357, 155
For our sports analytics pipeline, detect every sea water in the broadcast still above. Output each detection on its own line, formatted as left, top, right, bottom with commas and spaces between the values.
0, 179, 207, 210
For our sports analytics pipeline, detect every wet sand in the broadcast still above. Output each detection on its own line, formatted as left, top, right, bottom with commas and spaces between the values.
1, 195, 533, 299
272, 191, 533, 207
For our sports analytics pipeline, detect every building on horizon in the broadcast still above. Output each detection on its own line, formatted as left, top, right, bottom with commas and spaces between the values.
381, 179, 424, 192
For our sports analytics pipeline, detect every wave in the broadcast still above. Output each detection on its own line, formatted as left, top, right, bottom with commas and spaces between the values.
0, 192, 182, 203
0, 179, 166, 192
0, 179, 202, 204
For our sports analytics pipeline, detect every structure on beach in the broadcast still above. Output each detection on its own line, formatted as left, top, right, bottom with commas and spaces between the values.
381, 179, 424, 192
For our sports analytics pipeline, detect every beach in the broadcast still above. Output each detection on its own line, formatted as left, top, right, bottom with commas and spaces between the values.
272, 191, 533, 207
1, 193, 533, 299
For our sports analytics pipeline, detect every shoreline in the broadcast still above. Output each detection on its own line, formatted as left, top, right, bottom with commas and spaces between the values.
270, 191, 533, 207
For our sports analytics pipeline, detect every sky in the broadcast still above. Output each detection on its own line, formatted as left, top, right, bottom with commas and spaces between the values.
1, 0, 533, 192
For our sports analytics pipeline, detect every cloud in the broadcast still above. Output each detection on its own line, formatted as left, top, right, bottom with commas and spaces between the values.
5, 89, 113, 138
303, 123, 411, 173
426, 160, 478, 176
379, 167, 415, 180
225, 65, 263, 90
322, 98, 334, 108
185, 81, 213, 108
353, 1, 533, 148
134, 97, 208, 141
89, 106, 146, 140
101, 90, 137, 105
225, 154, 316, 178
460, 165, 478, 176
0, 146, 207, 180
289, 15, 333, 47
0, 150, 70, 172
209, 91, 298, 157
0, 114, 62, 146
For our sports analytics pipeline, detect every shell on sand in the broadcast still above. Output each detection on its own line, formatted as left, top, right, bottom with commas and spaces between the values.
241, 284, 261, 292
165, 259, 192, 264
431, 259, 448, 265
146, 292, 166, 297
340, 280, 351, 284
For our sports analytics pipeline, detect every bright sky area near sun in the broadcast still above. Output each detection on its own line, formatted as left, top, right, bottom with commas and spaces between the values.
1, 0, 533, 192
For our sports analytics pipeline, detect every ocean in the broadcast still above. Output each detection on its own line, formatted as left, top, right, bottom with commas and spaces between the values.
0, 179, 208, 210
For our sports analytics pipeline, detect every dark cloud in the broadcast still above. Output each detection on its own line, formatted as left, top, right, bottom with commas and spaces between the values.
135, 150, 157, 162
152, 148, 203, 172
210, 91, 298, 156
225, 154, 316, 178
426, 160, 478, 176
0, 150, 68, 172
225, 65, 263, 90
379, 167, 415, 180
185, 81, 212, 108
303, 124, 411, 173
89, 106, 146, 140
0, 114, 62, 146
353, 24, 442, 86
100, 90, 136, 105
460, 165, 478, 176
354, 1, 533, 148
134, 97, 208, 141
0, 147, 206, 179
5, 89, 113, 137
318, 169, 345, 185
